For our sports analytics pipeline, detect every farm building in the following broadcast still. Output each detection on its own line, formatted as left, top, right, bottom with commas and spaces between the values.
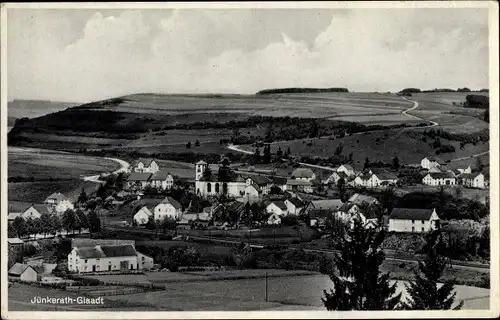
150, 171, 174, 190
134, 158, 160, 173
195, 160, 247, 198
337, 164, 356, 177
422, 172, 456, 186
421, 156, 446, 170
68, 244, 153, 273
291, 168, 316, 181
8, 237, 24, 246
348, 193, 379, 206
8, 263, 38, 282
44, 192, 74, 214
133, 205, 154, 226
154, 197, 183, 221
244, 184, 262, 198
457, 166, 472, 174
388, 208, 440, 233
369, 171, 398, 187
324, 171, 348, 185
336, 203, 361, 221
270, 177, 288, 191
8, 204, 50, 222
460, 172, 486, 189
245, 175, 273, 195
353, 173, 372, 187
266, 201, 288, 216
285, 179, 313, 194
309, 199, 343, 212
285, 197, 305, 215
127, 172, 153, 189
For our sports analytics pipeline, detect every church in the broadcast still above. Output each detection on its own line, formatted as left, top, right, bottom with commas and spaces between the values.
195, 160, 247, 198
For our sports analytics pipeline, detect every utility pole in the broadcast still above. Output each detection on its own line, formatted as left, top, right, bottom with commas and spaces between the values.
265, 271, 269, 302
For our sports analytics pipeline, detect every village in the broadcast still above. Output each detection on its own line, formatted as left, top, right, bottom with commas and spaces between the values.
8, 149, 490, 284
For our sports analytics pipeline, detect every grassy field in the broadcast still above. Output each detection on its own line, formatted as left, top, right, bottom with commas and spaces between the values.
247, 130, 489, 167
8, 147, 118, 204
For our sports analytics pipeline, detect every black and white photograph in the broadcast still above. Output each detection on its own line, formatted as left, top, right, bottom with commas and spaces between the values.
1, 2, 498, 318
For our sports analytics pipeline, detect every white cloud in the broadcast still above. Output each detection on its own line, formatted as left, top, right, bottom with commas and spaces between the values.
7, 8, 489, 102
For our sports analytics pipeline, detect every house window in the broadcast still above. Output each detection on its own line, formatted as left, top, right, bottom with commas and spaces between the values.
207, 183, 212, 193
412, 227, 415, 232
422, 227, 425, 232
85, 259, 88, 263
421, 220, 425, 224
412, 220, 415, 224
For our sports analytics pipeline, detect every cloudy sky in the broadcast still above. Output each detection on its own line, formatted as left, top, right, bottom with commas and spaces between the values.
7, 7, 489, 102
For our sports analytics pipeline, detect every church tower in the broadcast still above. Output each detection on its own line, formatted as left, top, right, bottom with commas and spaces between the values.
195, 160, 208, 181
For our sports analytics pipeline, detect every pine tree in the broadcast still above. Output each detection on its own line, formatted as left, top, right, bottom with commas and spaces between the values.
403, 231, 464, 310
195, 140, 200, 147
363, 157, 370, 170
322, 220, 401, 310
392, 156, 400, 170
186, 141, 192, 149
77, 187, 88, 204
276, 147, 283, 158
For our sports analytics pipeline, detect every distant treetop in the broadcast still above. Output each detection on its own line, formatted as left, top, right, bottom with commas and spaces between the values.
256, 87, 349, 94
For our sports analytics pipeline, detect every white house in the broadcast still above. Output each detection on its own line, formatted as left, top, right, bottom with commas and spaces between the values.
421, 156, 446, 170
324, 171, 348, 185
133, 205, 154, 226
8, 263, 38, 282
353, 173, 371, 187
285, 179, 313, 194
291, 168, 316, 181
266, 201, 288, 216
195, 160, 247, 198
368, 172, 398, 187
336, 203, 360, 221
268, 213, 282, 225
460, 172, 486, 189
127, 172, 153, 189
337, 164, 355, 177
134, 158, 160, 173
245, 175, 273, 195
244, 184, 262, 198
285, 198, 305, 215
9, 204, 51, 222
457, 166, 472, 174
44, 192, 74, 214
150, 171, 174, 190
68, 244, 153, 273
388, 208, 440, 233
422, 172, 456, 186
154, 197, 182, 221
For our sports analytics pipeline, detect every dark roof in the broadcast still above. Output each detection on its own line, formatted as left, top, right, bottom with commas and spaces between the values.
356, 173, 372, 181
339, 202, 357, 212
291, 168, 315, 179
246, 175, 272, 186
311, 199, 343, 211
160, 196, 182, 209
309, 209, 333, 219
138, 158, 156, 167
75, 247, 106, 259
426, 156, 446, 164
128, 172, 152, 181
389, 208, 436, 220
287, 197, 305, 207
227, 201, 246, 214
461, 172, 483, 180
8, 263, 36, 276
151, 171, 171, 180
272, 177, 287, 185
99, 245, 137, 257
428, 172, 455, 179
374, 171, 398, 180
348, 193, 379, 205
269, 200, 287, 211
286, 179, 312, 186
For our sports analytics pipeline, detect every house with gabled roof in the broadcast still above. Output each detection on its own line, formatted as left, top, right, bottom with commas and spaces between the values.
245, 175, 273, 194
150, 171, 174, 190
348, 193, 379, 206
324, 171, 348, 185
421, 156, 446, 170
127, 172, 153, 189
134, 158, 160, 173
133, 204, 154, 226
460, 172, 486, 189
285, 179, 313, 194
368, 170, 398, 187
44, 192, 74, 214
8, 263, 38, 282
388, 208, 440, 233
285, 197, 305, 215
291, 168, 316, 181
68, 244, 153, 273
422, 172, 456, 186
336, 202, 361, 221
9, 204, 50, 222
154, 196, 182, 221
337, 164, 355, 177
266, 200, 288, 217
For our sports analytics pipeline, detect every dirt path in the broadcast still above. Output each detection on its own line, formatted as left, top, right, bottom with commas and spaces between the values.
82, 157, 130, 183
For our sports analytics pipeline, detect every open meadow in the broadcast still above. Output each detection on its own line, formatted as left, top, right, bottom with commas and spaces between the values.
8, 147, 119, 204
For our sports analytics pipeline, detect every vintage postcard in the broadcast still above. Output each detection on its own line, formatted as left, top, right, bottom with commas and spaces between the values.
1, 1, 498, 319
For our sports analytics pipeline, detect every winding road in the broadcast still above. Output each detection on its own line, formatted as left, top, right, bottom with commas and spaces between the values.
82, 157, 130, 183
